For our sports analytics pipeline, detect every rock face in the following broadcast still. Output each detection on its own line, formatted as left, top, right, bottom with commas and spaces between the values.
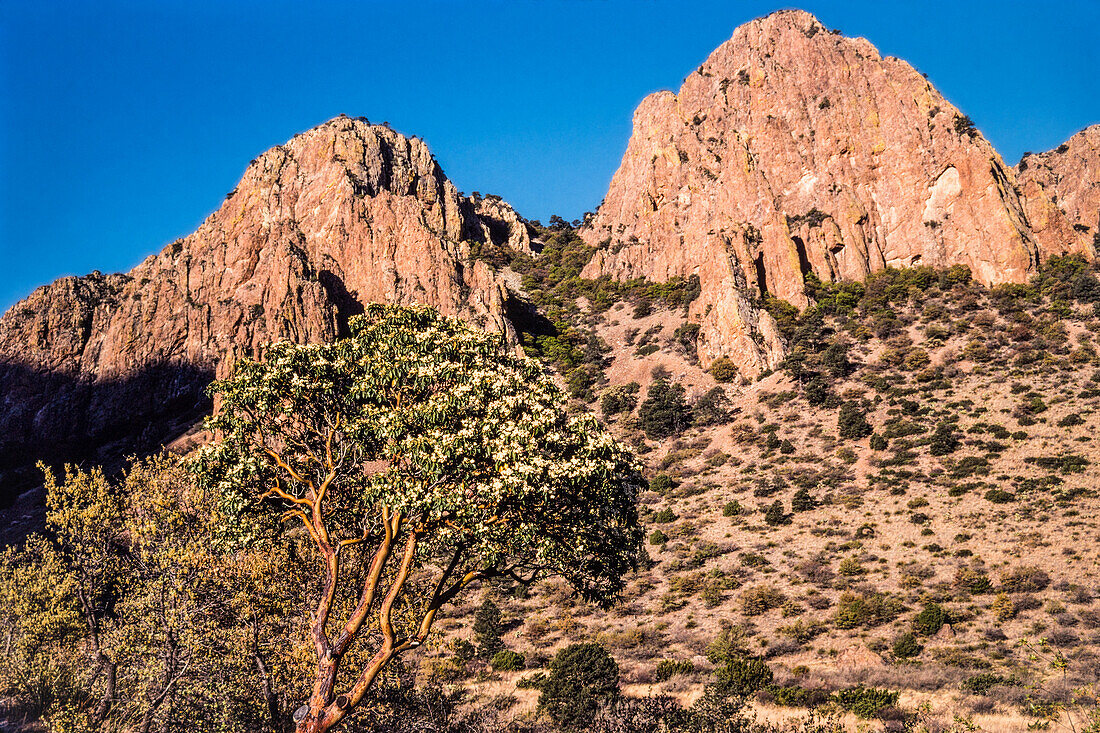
1017, 125, 1100, 238
0, 116, 531, 501
582, 9, 1089, 374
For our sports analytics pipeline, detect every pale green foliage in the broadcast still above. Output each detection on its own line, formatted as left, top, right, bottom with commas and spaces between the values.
0, 458, 309, 732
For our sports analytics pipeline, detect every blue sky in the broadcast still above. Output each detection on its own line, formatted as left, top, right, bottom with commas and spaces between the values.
2, 0, 1098, 312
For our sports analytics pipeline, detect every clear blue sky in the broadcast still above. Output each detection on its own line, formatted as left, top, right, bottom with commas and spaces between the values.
2, 1, 1098, 313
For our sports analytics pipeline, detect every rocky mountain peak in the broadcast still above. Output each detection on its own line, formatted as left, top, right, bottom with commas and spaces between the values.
0, 116, 531, 501
582, 11, 1089, 375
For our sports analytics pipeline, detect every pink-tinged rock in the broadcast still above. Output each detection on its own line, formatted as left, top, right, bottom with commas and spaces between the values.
1017, 125, 1100, 238
582, 10, 1089, 375
0, 116, 529, 496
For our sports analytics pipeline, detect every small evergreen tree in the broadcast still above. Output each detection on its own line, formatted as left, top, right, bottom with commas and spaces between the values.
791, 487, 817, 512
538, 643, 620, 729
638, 378, 693, 438
473, 598, 504, 659
763, 501, 790, 526
838, 401, 873, 439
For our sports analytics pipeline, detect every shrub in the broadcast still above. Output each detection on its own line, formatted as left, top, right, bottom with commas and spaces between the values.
473, 598, 504, 659
654, 659, 694, 682
649, 474, 675, 493
693, 387, 734, 426
838, 401, 873, 439
638, 379, 693, 438
992, 592, 1016, 621
722, 500, 743, 517
983, 489, 1015, 504
892, 632, 923, 659
538, 643, 620, 729
961, 672, 1012, 695
869, 433, 888, 451
834, 591, 903, 629
741, 584, 786, 616
839, 557, 866, 577
491, 649, 526, 671
763, 501, 790, 526
832, 686, 900, 718
600, 382, 640, 417
651, 508, 678, 524
714, 657, 773, 697
999, 566, 1050, 593
954, 567, 992, 594
649, 529, 668, 546
929, 422, 960, 456
709, 358, 739, 383
912, 603, 948, 636
791, 487, 817, 512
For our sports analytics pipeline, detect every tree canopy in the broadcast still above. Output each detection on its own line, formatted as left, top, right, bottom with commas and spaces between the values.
196, 304, 645, 732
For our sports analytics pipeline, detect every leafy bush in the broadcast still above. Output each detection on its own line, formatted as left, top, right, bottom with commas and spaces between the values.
832, 686, 900, 718
892, 632, 923, 659
709, 358, 739, 383
912, 603, 948, 636
722, 500, 743, 517
740, 584, 786, 616
763, 501, 790, 526
538, 643, 620, 729
651, 508, 678, 524
491, 649, 526, 671
713, 657, 773, 697
600, 382, 640, 417
473, 598, 504, 659
648, 529, 668, 546
638, 379, 693, 438
834, 591, 904, 629
654, 659, 695, 682
838, 401, 873, 439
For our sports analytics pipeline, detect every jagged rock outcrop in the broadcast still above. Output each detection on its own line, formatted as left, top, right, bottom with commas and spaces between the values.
0, 115, 530, 500
1017, 125, 1100, 238
582, 9, 1089, 374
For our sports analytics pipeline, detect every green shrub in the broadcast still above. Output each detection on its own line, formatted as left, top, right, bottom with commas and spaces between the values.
714, 657, 773, 697
651, 508, 678, 524
693, 387, 734, 426
929, 422, 960, 456
649, 529, 668, 546
983, 489, 1015, 504
491, 649, 526, 671
600, 382, 640, 417
832, 686, 899, 718
638, 379, 693, 438
838, 401, 873, 439
709, 358, 739, 383
538, 643, 620, 729
763, 501, 790, 526
649, 474, 675, 493
740, 584, 786, 616
791, 487, 817, 512
892, 632, 923, 659
654, 659, 695, 682
834, 591, 903, 629
473, 599, 504, 659
912, 603, 948, 636
722, 500, 743, 517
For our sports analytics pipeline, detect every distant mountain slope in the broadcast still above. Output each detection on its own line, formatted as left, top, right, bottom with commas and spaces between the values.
0, 116, 531, 501
582, 9, 1089, 376
1018, 124, 1100, 238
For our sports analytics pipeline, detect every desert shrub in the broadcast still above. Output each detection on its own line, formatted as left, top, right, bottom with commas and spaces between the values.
954, 566, 993, 594
763, 501, 790, 526
651, 508, 678, 524
649, 474, 675, 493
892, 632, 923, 659
648, 529, 668, 546
838, 557, 866, 577
1000, 566, 1051, 593
992, 592, 1016, 621
693, 387, 734, 426
838, 401, 873, 439
654, 659, 695, 682
769, 685, 830, 709
869, 433, 888, 451
912, 603, 948, 636
713, 657, 773, 697
706, 624, 750, 664
638, 379, 693, 438
538, 643, 620, 729
600, 382, 640, 417
491, 649, 526, 671
929, 422, 960, 456
740, 584, 786, 616
984, 489, 1015, 504
709, 358, 739, 383
474, 598, 505, 659
722, 500, 743, 517
832, 686, 900, 718
961, 672, 1014, 695
791, 487, 817, 512
834, 591, 903, 629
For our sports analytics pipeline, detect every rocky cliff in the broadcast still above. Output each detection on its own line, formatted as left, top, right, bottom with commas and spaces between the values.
0, 116, 531, 500
581, 9, 1089, 374
1017, 124, 1100, 238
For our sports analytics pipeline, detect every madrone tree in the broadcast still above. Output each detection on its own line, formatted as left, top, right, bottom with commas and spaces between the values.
196, 305, 645, 733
